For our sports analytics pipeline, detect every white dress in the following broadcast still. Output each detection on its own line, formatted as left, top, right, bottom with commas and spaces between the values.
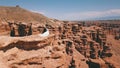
39, 29, 49, 37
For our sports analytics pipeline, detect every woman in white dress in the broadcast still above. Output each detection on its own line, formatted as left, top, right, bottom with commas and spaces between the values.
39, 27, 49, 37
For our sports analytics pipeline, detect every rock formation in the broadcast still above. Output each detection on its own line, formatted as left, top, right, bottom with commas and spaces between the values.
0, 6, 119, 68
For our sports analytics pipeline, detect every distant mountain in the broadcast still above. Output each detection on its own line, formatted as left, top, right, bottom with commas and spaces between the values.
93, 16, 120, 20
0, 6, 59, 26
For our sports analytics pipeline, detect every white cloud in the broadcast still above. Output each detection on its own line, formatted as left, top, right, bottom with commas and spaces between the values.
30, 9, 120, 20
65, 9, 120, 20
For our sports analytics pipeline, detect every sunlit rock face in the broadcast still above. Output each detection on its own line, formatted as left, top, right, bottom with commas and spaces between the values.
0, 21, 116, 68
0, 6, 119, 68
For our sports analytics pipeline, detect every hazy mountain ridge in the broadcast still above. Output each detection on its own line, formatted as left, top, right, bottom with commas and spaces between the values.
93, 16, 120, 20
0, 6, 59, 26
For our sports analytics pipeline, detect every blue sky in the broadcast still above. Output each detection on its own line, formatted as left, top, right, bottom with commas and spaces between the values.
0, 0, 120, 20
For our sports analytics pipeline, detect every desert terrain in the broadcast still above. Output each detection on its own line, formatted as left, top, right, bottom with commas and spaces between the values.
0, 6, 120, 68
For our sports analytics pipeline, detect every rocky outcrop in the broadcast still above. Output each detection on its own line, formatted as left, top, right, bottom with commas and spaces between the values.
51, 22, 114, 68
0, 34, 86, 68
0, 20, 117, 68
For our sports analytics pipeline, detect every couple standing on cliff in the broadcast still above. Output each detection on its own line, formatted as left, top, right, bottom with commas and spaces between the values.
9, 22, 49, 37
